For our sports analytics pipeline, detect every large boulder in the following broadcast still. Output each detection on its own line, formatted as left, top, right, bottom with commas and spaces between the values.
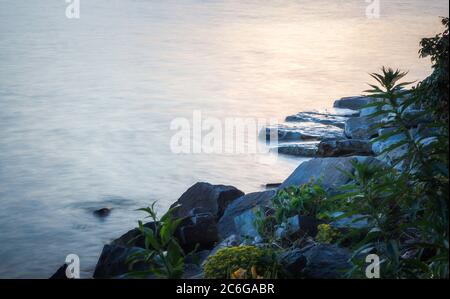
218, 190, 275, 238
93, 245, 147, 278
111, 213, 218, 252
278, 244, 351, 279
177, 212, 219, 251
301, 244, 351, 279
317, 139, 373, 157
333, 96, 374, 110
279, 156, 378, 193
170, 182, 244, 219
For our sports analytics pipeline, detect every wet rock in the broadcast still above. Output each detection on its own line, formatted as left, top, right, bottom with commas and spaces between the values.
275, 142, 319, 157
333, 96, 375, 110
218, 190, 276, 238
317, 138, 373, 157
285, 111, 349, 128
170, 182, 244, 219
262, 123, 344, 142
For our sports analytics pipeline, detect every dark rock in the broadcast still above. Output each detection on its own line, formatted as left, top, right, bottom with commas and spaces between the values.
177, 212, 219, 251
264, 183, 282, 189
218, 190, 276, 238
317, 139, 373, 157
94, 207, 112, 217
275, 142, 318, 157
93, 245, 147, 278
111, 222, 156, 248
333, 96, 375, 110
344, 116, 381, 140
300, 244, 351, 279
49, 264, 70, 279
170, 182, 244, 219
278, 249, 307, 278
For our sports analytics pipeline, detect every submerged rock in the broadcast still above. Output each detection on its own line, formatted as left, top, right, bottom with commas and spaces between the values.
93, 207, 112, 217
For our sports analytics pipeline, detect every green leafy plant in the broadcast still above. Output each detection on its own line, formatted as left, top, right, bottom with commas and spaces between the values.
125, 202, 193, 279
202, 246, 280, 279
339, 61, 448, 278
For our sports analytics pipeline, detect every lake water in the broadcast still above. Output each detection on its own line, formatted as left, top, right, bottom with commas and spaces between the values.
0, 0, 448, 278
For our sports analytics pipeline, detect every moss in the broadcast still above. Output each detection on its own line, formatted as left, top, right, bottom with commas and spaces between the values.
202, 246, 278, 279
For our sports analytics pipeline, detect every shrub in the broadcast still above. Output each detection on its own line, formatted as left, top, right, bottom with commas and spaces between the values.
315, 224, 340, 244
202, 246, 279, 279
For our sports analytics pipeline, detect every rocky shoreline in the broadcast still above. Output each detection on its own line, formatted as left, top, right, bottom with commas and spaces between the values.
51, 94, 431, 279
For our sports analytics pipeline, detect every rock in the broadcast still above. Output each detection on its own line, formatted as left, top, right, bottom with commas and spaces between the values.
300, 244, 351, 279
333, 96, 375, 110
262, 123, 344, 143
111, 213, 218, 252
218, 190, 276, 238
170, 182, 244, 219
330, 212, 369, 230
177, 212, 219, 251
208, 234, 241, 257
344, 115, 381, 140
280, 157, 364, 193
94, 207, 112, 217
278, 249, 307, 278
285, 111, 349, 128
111, 222, 157, 248
264, 183, 282, 189
233, 209, 260, 240
93, 245, 147, 278
371, 130, 408, 166
49, 264, 70, 279
317, 139, 373, 157
275, 142, 319, 157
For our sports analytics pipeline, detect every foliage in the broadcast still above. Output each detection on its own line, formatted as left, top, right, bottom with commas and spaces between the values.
339, 64, 449, 278
315, 224, 340, 244
271, 181, 332, 223
202, 246, 280, 279
125, 202, 192, 279
418, 17, 449, 121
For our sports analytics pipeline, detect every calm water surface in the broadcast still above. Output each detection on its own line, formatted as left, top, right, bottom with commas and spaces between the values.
0, 0, 448, 278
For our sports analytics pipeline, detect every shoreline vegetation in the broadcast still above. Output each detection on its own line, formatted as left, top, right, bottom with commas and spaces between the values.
52, 18, 449, 279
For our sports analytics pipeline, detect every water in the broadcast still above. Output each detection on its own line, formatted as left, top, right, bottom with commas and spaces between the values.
0, 0, 448, 278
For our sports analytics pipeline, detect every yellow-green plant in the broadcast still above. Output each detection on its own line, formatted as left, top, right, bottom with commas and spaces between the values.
202, 246, 279, 279
315, 224, 340, 244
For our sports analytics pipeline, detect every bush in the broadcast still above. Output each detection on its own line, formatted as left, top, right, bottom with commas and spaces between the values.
202, 246, 279, 279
